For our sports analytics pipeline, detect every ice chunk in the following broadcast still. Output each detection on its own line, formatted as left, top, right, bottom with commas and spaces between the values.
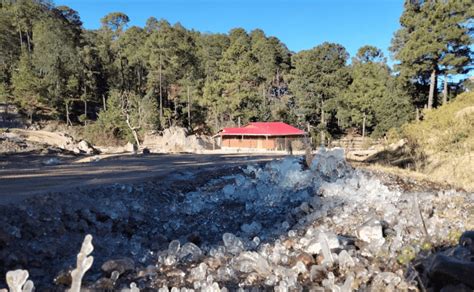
241, 221, 262, 236
311, 147, 348, 181
319, 233, 334, 265
234, 251, 272, 276
223, 233, 244, 255
178, 242, 202, 262
338, 250, 355, 270
189, 263, 208, 282
292, 261, 307, 275
356, 218, 384, 244
168, 240, 181, 256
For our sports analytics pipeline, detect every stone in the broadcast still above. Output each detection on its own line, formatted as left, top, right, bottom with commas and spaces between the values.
295, 252, 315, 266
53, 269, 72, 286
428, 254, 474, 289
356, 218, 384, 244
77, 140, 95, 154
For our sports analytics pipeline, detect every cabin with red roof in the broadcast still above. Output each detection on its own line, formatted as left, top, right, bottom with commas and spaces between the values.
217, 122, 307, 151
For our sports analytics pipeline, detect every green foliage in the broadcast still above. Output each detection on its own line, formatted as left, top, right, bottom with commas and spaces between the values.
390, 0, 473, 107
88, 90, 158, 144
289, 42, 350, 128
11, 51, 45, 120
1, 0, 471, 144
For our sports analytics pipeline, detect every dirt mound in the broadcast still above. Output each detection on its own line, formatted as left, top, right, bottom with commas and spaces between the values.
1, 129, 98, 155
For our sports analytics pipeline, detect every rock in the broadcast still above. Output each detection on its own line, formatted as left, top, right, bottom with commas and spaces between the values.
428, 254, 474, 289
76, 140, 96, 155
125, 142, 136, 153
54, 268, 72, 286
296, 252, 315, 266
101, 257, 135, 275
459, 230, 474, 253
142, 147, 151, 155
137, 265, 158, 279
92, 277, 115, 290
356, 218, 384, 243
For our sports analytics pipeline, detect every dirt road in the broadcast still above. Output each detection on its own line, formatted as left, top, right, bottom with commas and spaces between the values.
0, 153, 282, 205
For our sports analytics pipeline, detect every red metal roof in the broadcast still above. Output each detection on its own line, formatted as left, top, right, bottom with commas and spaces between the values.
220, 122, 306, 136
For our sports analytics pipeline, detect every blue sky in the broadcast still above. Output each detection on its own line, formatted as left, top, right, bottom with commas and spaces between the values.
56, 0, 404, 64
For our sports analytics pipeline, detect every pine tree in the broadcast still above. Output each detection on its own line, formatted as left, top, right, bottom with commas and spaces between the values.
11, 51, 44, 122
289, 42, 350, 137
391, 0, 473, 109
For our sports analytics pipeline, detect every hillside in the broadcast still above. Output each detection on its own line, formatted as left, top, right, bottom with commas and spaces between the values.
373, 92, 474, 191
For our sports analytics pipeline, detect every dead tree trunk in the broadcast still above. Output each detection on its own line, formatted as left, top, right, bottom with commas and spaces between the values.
428, 69, 437, 109
103, 95, 107, 111
65, 101, 72, 127
443, 75, 448, 105
125, 114, 140, 147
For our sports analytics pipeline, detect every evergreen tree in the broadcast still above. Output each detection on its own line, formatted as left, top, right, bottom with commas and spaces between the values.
390, 0, 473, 109
11, 51, 44, 122
289, 42, 350, 137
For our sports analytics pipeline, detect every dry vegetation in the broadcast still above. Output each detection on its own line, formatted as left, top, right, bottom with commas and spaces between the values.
375, 92, 474, 191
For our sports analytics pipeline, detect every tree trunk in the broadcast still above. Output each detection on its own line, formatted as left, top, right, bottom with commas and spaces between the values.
125, 114, 140, 147
103, 95, 107, 111
362, 113, 366, 138
443, 75, 448, 105
320, 99, 325, 146
173, 98, 177, 124
428, 69, 437, 109
187, 85, 191, 129
84, 100, 88, 125
18, 29, 23, 50
26, 32, 31, 53
159, 54, 163, 126
65, 101, 72, 127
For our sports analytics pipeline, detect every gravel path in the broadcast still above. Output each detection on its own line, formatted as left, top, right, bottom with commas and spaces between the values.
0, 153, 282, 205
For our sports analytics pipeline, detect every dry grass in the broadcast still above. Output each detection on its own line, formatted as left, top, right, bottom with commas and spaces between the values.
384, 92, 474, 191
360, 163, 471, 191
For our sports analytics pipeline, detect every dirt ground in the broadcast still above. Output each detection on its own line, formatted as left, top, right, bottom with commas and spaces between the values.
0, 153, 283, 205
